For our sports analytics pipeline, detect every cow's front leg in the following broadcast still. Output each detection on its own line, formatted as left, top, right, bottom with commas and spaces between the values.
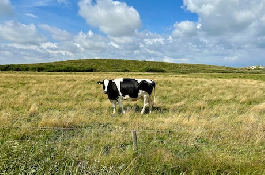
110, 100, 116, 114
118, 97, 125, 114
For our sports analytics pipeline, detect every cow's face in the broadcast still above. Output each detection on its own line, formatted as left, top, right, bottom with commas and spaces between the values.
97, 79, 109, 94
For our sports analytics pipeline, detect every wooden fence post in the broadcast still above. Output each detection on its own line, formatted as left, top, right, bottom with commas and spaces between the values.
131, 130, 138, 151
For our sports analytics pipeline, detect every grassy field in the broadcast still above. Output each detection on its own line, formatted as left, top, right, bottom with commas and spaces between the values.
1, 59, 264, 74
0, 72, 264, 174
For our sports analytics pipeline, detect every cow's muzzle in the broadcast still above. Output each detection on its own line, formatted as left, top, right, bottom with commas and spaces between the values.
103, 91, 107, 94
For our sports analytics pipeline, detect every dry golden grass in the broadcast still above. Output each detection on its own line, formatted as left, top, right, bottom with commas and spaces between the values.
0, 72, 264, 174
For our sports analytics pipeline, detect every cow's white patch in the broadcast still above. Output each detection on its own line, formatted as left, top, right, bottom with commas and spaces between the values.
113, 78, 123, 95
103, 79, 109, 93
137, 79, 153, 84
110, 100, 116, 114
138, 90, 148, 97
123, 95, 131, 99
138, 90, 153, 114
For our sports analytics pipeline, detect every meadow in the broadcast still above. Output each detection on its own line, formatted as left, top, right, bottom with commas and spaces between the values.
0, 71, 264, 174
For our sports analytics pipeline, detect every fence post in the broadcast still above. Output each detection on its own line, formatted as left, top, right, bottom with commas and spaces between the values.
131, 130, 138, 151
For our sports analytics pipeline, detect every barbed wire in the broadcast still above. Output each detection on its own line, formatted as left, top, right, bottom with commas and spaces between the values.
0, 126, 249, 132
0, 126, 181, 132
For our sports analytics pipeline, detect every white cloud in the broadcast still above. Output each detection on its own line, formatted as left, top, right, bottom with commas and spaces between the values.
40, 42, 58, 49
73, 31, 108, 52
39, 24, 73, 41
163, 56, 189, 63
144, 33, 165, 45
183, 0, 264, 36
109, 35, 140, 52
78, 0, 141, 37
178, 0, 265, 66
25, 13, 38, 18
1, 0, 265, 67
109, 36, 135, 44
0, 0, 13, 17
172, 21, 198, 37
0, 21, 47, 44
0, 43, 48, 64
109, 41, 120, 49
163, 56, 174, 63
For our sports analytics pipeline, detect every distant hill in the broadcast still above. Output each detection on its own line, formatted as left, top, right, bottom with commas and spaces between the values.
0, 59, 263, 74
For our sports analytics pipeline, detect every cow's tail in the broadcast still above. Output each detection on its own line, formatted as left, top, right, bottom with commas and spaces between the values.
152, 81, 156, 105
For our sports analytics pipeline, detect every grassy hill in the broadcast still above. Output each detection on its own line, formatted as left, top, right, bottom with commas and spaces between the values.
0, 59, 261, 73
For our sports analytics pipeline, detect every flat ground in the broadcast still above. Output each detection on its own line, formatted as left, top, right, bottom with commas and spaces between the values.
0, 72, 264, 174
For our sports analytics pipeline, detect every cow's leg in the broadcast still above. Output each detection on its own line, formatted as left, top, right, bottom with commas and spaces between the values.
141, 95, 149, 114
110, 100, 116, 114
148, 95, 153, 114
118, 97, 125, 114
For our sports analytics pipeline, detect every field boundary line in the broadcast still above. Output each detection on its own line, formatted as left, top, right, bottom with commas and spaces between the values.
0, 126, 242, 132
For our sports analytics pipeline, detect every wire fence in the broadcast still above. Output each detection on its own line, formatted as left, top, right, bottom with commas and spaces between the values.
1, 126, 193, 153
1, 125, 263, 174
1, 126, 261, 152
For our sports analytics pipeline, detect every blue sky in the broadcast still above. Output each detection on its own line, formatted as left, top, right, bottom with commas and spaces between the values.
0, 0, 264, 67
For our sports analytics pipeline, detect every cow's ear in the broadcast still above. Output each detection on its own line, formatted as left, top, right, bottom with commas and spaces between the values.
97, 81, 103, 84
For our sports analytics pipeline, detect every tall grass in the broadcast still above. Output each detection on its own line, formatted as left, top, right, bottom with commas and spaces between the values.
0, 72, 264, 174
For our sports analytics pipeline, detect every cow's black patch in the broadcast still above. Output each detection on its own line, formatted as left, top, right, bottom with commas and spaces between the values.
107, 80, 120, 100
120, 79, 139, 98
137, 80, 155, 95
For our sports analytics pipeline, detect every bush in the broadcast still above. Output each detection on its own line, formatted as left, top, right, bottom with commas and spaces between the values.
143, 67, 166, 72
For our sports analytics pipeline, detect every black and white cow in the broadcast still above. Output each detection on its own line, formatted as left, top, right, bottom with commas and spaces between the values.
97, 78, 156, 114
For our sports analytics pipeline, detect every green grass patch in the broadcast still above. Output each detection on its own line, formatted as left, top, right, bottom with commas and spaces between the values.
0, 72, 264, 174
1, 59, 264, 74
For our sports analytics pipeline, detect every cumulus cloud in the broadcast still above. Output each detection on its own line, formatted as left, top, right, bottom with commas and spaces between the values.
172, 21, 199, 37
176, 0, 265, 66
73, 31, 109, 52
109, 35, 140, 52
0, 43, 49, 64
78, 0, 141, 37
182, 0, 264, 36
39, 24, 73, 41
0, 21, 47, 44
0, 0, 13, 17
1, 0, 265, 67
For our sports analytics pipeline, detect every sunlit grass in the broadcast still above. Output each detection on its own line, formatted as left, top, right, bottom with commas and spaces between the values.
0, 72, 264, 174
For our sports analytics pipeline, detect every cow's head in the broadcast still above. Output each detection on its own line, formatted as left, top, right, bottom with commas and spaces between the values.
97, 79, 109, 94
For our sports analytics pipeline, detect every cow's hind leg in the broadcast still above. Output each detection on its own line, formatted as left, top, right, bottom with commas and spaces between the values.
118, 97, 125, 114
141, 95, 149, 114
110, 100, 116, 114
148, 96, 153, 114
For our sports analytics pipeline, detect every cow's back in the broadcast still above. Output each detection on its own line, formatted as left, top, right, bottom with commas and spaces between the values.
120, 78, 139, 98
